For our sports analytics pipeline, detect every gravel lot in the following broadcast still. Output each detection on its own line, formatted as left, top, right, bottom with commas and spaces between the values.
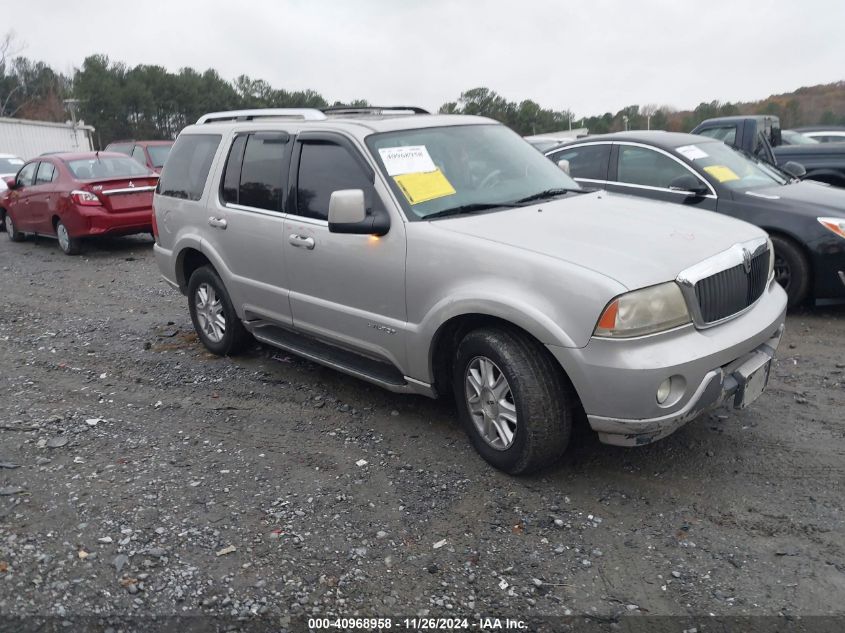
0, 234, 843, 630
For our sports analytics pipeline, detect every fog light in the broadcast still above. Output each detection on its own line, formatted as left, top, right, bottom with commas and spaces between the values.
656, 378, 672, 404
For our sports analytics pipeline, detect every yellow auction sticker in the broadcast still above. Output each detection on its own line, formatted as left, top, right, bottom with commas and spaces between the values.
703, 165, 740, 182
394, 169, 457, 204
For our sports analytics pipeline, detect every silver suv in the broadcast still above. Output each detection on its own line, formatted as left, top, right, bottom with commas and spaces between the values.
153, 107, 787, 474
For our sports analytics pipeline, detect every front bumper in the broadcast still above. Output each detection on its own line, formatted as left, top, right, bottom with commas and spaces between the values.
586, 328, 781, 446
548, 281, 787, 447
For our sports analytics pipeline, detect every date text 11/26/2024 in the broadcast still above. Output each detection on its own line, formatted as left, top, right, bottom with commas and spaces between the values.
307, 617, 528, 630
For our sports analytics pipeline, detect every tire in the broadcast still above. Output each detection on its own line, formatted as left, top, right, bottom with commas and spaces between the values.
6, 211, 24, 242
187, 266, 250, 356
452, 327, 575, 474
770, 234, 810, 307
0, 210, 5, 232
56, 220, 81, 255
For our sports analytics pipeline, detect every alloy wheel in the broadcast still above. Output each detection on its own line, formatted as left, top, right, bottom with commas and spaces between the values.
57, 223, 70, 252
464, 356, 518, 451
194, 283, 226, 343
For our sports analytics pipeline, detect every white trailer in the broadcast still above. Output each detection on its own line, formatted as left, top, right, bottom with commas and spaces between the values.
0, 116, 95, 160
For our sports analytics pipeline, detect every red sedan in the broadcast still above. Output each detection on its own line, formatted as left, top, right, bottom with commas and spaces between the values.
1, 152, 158, 255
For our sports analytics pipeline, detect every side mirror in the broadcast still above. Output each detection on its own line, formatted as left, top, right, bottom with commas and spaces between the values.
669, 174, 709, 197
328, 189, 390, 236
781, 161, 806, 179
4, 177, 17, 189
556, 159, 571, 175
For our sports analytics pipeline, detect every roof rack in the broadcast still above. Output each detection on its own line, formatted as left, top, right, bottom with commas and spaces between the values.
196, 108, 328, 124
323, 106, 430, 116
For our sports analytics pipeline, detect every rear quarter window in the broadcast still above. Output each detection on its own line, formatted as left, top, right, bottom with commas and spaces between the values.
157, 134, 221, 201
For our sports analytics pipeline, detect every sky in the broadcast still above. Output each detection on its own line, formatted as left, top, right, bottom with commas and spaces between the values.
9, 0, 845, 118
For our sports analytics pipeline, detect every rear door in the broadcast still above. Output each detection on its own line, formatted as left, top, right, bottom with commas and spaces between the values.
7, 161, 39, 231
202, 131, 293, 325
605, 143, 717, 210
284, 132, 407, 369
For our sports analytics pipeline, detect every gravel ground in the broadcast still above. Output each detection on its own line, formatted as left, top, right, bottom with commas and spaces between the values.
0, 235, 843, 631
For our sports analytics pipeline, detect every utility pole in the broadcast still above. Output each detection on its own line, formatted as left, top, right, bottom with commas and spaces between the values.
63, 99, 81, 149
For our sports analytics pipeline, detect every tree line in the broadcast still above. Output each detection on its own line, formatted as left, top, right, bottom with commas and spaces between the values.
1, 33, 843, 147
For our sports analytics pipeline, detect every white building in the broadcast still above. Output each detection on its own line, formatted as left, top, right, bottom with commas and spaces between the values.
0, 116, 95, 160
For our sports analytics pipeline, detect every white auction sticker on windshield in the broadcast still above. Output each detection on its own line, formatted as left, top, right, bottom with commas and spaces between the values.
676, 145, 709, 161
378, 146, 437, 176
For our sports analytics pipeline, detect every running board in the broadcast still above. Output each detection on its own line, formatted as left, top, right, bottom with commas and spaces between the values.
247, 322, 427, 394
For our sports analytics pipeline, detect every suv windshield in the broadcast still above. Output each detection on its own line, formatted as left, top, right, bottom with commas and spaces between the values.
680, 141, 788, 190
366, 124, 580, 220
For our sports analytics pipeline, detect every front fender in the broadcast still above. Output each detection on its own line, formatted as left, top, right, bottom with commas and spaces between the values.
405, 289, 586, 384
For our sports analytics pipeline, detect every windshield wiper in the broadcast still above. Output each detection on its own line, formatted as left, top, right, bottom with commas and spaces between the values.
511, 187, 582, 204
423, 202, 518, 220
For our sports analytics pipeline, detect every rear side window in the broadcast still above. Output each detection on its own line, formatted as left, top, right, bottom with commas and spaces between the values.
548, 144, 610, 180
35, 161, 56, 184
158, 134, 221, 201
295, 142, 377, 221
221, 133, 288, 212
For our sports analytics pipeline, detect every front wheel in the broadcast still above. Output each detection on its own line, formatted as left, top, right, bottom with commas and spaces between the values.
6, 211, 24, 242
770, 235, 810, 307
187, 266, 250, 356
453, 327, 575, 474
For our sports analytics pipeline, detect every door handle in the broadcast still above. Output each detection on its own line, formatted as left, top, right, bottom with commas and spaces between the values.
288, 234, 315, 250
208, 216, 227, 229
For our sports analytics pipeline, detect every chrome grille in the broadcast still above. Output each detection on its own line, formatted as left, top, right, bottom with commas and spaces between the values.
694, 251, 769, 323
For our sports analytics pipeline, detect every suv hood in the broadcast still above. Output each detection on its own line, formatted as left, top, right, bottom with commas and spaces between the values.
430, 191, 764, 290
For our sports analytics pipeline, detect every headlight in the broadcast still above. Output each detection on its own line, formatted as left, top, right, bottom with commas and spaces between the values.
594, 282, 691, 338
818, 217, 845, 240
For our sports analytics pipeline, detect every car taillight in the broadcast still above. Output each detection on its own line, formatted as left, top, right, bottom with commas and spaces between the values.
71, 190, 102, 206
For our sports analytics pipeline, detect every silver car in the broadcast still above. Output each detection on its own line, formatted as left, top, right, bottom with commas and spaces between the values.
153, 107, 787, 474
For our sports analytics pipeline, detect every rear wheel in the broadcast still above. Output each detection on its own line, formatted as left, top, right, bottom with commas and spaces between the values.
6, 211, 24, 242
56, 220, 81, 255
770, 234, 810, 307
453, 327, 575, 474
187, 266, 250, 356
